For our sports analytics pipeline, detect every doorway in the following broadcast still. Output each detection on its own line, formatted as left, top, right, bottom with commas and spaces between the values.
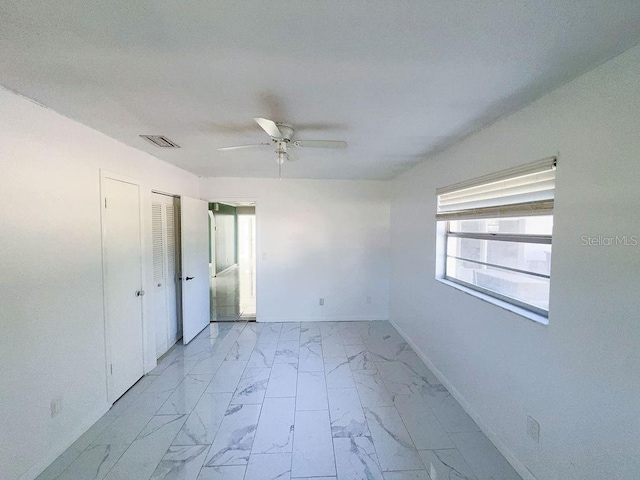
209, 201, 256, 321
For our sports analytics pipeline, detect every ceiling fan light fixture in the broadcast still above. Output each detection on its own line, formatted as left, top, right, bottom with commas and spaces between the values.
276, 143, 287, 165
218, 117, 347, 174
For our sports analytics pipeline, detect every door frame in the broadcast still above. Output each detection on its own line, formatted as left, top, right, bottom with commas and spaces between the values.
206, 197, 259, 321
99, 170, 148, 404
208, 210, 217, 277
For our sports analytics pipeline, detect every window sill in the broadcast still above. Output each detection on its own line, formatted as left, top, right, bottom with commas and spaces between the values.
436, 278, 549, 325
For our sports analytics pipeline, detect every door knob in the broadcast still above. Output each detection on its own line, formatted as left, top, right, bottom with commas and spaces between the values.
185, 276, 195, 281
135, 290, 145, 297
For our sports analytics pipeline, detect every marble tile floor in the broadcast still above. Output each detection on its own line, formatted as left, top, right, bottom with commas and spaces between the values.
37, 321, 522, 480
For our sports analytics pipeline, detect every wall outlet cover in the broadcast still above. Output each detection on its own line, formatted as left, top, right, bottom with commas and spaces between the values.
50, 397, 63, 418
527, 415, 540, 442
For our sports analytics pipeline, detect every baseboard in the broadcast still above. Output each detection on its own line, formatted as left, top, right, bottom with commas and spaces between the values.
257, 316, 388, 323
19, 402, 111, 480
389, 319, 537, 480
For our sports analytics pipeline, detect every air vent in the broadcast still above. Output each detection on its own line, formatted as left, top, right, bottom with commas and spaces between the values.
140, 135, 180, 148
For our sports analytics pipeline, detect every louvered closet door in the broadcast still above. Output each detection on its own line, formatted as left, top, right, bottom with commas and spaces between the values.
151, 193, 182, 358
151, 198, 169, 358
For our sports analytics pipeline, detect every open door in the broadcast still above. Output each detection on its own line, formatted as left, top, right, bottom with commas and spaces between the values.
181, 196, 210, 344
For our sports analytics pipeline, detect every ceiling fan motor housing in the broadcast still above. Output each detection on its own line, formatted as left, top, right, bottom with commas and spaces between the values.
274, 123, 294, 141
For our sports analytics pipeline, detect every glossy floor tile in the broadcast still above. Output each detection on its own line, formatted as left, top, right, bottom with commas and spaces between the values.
251, 397, 295, 454
333, 436, 383, 480
37, 321, 522, 480
364, 405, 424, 472
291, 410, 336, 477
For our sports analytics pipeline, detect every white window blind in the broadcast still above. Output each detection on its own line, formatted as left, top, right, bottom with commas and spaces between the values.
436, 157, 556, 221
166, 203, 176, 276
152, 202, 165, 282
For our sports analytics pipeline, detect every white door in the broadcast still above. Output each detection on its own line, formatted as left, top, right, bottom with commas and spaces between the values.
165, 200, 180, 346
151, 194, 182, 358
151, 199, 169, 357
181, 196, 210, 344
102, 177, 145, 402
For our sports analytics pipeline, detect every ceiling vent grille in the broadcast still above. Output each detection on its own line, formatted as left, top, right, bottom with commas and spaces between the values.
140, 135, 180, 148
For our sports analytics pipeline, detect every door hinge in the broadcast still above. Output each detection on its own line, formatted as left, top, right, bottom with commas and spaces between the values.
110, 363, 113, 375
104, 198, 108, 209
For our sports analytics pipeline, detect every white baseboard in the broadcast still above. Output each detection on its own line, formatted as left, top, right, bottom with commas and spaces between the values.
257, 316, 387, 323
19, 402, 111, 480
389, 319, 537, 480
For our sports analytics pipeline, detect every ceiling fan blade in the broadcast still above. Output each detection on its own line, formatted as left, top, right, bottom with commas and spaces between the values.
293, 140, 347, 149
217, 143, 270, 151
254, 117, 283, 138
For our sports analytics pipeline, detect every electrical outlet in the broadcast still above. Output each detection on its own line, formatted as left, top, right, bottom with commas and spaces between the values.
319, 297, 325, 306
50, 396, 63, 418
366, 296, 372, 304
527, 415, 540, 442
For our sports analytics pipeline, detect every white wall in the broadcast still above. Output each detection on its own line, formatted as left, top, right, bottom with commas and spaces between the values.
0, 87, 200, 480
200, 177, 390, 322
389, 45, 640, 480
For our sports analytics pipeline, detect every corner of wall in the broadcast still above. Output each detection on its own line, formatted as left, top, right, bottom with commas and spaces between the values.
19, 402, 111, 480
389, 318, 538, 480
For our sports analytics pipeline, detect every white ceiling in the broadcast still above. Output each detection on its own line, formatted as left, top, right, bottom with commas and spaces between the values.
1, 1, 640, 180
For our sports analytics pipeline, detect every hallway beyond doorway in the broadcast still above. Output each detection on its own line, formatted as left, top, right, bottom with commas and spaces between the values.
210, 260, 256, 321
209, 201, 256, 322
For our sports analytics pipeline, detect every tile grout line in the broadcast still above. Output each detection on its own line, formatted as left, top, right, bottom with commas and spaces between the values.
242, 321, 282, 479
341, 325, 384, 479
287, 324, 300, 480
149, 321, 244, 480
245, 358, 274, 476
189, 320, 247, 480
322, 327, 341, 480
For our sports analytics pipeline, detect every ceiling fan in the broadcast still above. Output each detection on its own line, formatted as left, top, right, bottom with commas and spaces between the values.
218, 118, 347, 174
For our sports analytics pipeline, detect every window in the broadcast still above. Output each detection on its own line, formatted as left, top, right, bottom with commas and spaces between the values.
436, 157, 556, 317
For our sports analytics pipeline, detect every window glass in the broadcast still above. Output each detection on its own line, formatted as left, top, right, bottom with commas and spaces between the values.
447, 237, 551, 276
445, 215, 552, 315
446, 257, 550, 311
